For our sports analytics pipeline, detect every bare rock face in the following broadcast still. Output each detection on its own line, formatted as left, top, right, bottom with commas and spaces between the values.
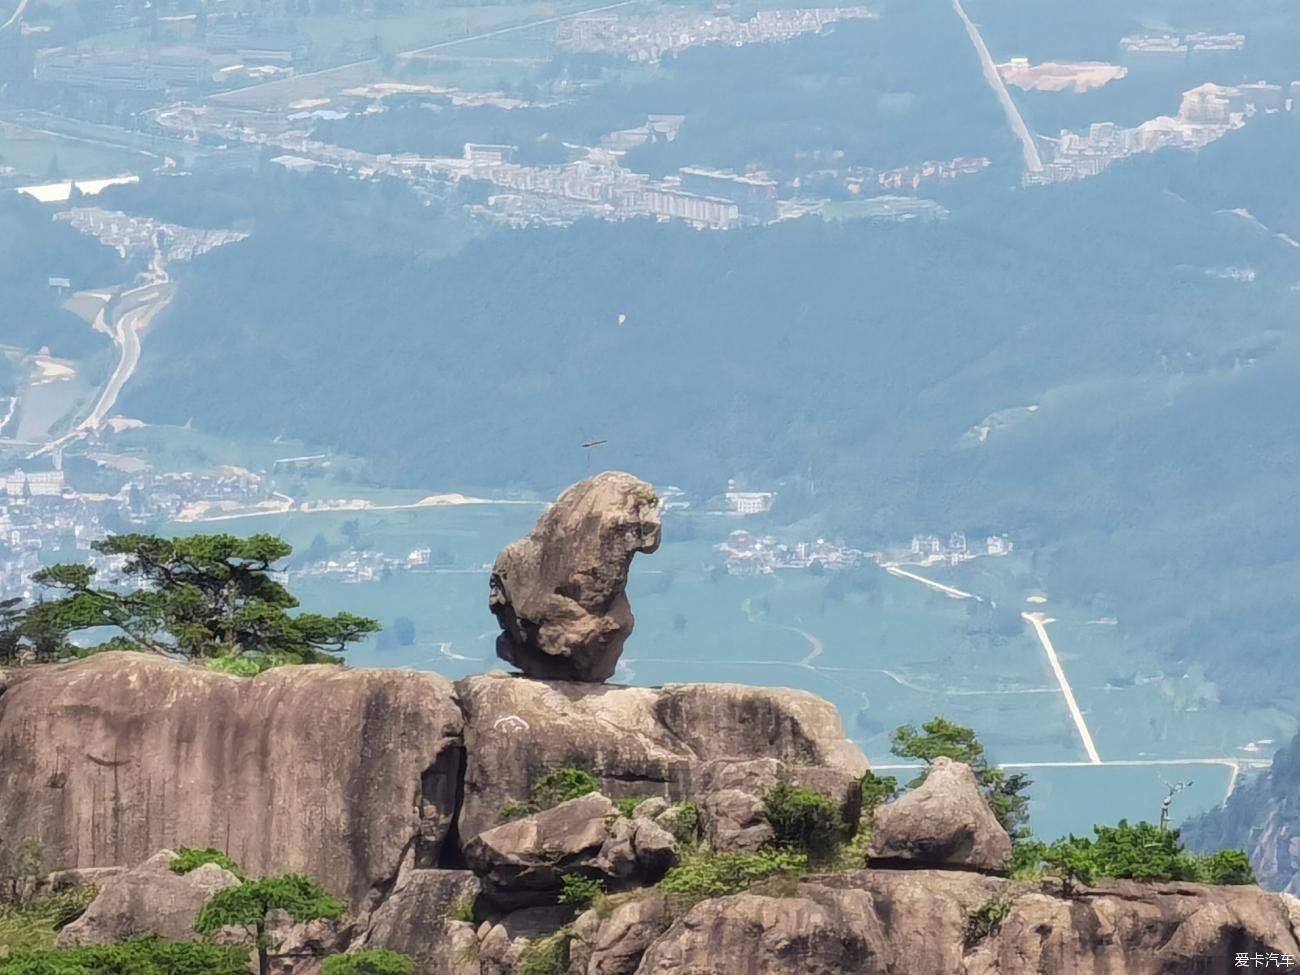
0, 653, 464, 910
868, 758, 1012, 874
627, 871, 1300, 975
56, 850, 240, 946
700, 789, 773, 853
570, 891, 671, 975
489, 472, 661, 682
454, 673, 868, 844
361, 868, 482, 958
635, 886, 891, 975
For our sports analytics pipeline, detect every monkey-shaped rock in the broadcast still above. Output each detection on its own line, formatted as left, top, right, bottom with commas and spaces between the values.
489, 472, 661, 682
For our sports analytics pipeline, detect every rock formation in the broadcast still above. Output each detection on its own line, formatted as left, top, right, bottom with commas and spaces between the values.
1184, 730, 1300, 894
454, 672, 867, 843
0, 653, 464, 910
56, 850, 240, 947
463, 793, 677, 908
8, 656, 1300, 975
868, 757, 1013, 873
488, 472, 661, 682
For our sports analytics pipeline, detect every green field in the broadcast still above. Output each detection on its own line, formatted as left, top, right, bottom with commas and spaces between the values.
155, 495, 1288, 841
0, 134, 151, 181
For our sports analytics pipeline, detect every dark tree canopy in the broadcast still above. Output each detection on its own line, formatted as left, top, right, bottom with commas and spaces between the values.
29, 533, 379, 663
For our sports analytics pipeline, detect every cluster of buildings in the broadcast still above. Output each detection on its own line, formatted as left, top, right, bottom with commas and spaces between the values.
1119, 32, 1246, 63
287, 547, 440, 585
53, 207, 249, 261
1027, 80, 1298, 186
371, 140, 780, 230
554, 7, 877, 64
896, 532, 1013, 567
717, 530, 867, 576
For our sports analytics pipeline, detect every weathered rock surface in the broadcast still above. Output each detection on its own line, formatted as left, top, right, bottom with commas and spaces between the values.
0, 653, 464, 909
56, 850, 240, 946
488, 472, 661, 682
628, 870, 1300, 975
699, 789, 772, 853
1184, 731, 1300, 894
361, 868, 482, 959
463, 794, 676, 907
465, 794, 618, 905
868, 758, 1011, 873
571, 891, 671, 975
634, 886, 890, 975
454, 673, 868, 843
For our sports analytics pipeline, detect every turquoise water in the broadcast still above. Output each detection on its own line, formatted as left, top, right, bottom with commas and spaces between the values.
167, 506, 1290, 841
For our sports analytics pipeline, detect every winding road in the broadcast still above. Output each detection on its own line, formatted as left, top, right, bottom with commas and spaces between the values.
28, 270, 173, 460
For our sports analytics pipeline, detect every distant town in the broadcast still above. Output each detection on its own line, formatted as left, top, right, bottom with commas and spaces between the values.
715, 528, 1013, 577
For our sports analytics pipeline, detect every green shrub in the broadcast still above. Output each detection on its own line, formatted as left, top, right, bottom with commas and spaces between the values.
962, 898, 1012, 948
658, 850, 808, 901
322, 949, 416, 975
557, 874, 604, 911
518, 931, 571, 975
0, 887, 97, 954
615, 797, 645, 818
1009, 840, 1048, 880
498, 767, 598, 822
169, 848, 246, 881
1192, 849, 1256, 886
661, 802, 700, 844
497, 800, 539, 823
531, 769, 598, 809
763, 781, 845, 861
859, 772, 898, 816
445, 892, 476, 923
0, 937, 250, 975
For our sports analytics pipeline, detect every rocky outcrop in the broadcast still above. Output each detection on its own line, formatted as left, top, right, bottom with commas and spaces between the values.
454, 673, 868, 843
635, 886, 889, 974
570, 891, 671, 975
488, 472, 661, 682
360, 868, 482, 957
463, 794, 676, 908
1184, 732, 1300, 894
868, 758, 1011, 874
626, 870, 1300, 975
0, 653, 464, 910
56, 850, 240, 946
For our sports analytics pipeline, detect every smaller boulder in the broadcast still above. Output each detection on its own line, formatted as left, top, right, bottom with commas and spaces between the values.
57, 850, 241, 947
464, 794, 614, 907
598, 818, 677, 883
867, 758, 1011, 874
700, 789, 774, 853
631, 798, 670, 821
465, 793, 678, 908
583, 891, 671, 975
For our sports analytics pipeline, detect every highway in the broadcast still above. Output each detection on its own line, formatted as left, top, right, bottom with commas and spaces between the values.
951, 0, 1044, 173
0, 0, 28, 34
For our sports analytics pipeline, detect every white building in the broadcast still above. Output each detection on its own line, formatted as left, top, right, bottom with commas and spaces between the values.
726, 491, 774, 515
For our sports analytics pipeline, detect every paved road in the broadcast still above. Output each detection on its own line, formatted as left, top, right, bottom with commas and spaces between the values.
28, 276, 172, 460
875, 757, 1267, 800
0, 0, 28, 34
1024, 611, 1102, 764
951, 0, 1044, 173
